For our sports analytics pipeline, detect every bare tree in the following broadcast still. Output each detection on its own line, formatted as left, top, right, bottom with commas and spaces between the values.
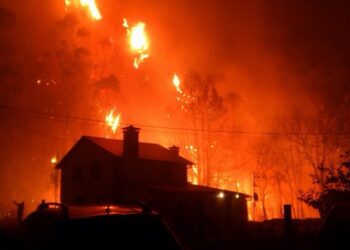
253, 136, 280, 220
282, 90, 350, 217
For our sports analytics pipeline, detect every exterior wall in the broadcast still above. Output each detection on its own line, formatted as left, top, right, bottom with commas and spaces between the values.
61, 140, 119, 205
61, 141, 188, 204
144, 190, 248, 244
121, 159, 187, 184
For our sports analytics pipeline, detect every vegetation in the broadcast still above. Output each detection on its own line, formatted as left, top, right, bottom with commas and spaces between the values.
299, 151, 350, 217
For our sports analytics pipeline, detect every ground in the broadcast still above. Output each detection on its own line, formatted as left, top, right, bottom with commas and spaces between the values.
0, 217, 326, 250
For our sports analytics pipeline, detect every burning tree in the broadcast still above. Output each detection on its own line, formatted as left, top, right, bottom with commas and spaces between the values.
173, 71, 226, 186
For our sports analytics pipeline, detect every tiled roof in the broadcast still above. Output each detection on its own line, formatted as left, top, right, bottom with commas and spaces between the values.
84, 136, 193, 165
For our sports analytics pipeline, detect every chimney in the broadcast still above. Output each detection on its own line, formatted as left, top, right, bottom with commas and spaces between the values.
122, 125, 140, 158
169, 145, 180, 156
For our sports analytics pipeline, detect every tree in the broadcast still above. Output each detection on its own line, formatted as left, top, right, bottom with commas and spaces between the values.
299, 149, 350, 217
253, 135, 285, 220
177, 71, 226, 185
292, 89, 350, 217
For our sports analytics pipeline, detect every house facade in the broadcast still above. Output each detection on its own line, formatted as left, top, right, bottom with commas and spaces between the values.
57, 125, 249, 243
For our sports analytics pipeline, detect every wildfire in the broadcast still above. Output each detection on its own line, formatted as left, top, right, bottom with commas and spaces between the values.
123, 18, 149, 69
105, 110, 121, 133
65, 0, 102, 21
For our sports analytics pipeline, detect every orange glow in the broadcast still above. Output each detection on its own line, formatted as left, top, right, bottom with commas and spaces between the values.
65, 0, 102, 20
123, 18, 149, 69
105, 110, 121, 133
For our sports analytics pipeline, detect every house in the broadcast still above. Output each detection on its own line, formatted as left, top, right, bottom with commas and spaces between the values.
57, 125, 249, 242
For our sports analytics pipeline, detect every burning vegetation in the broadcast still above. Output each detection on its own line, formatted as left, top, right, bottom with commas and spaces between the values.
1, 0, 350, 220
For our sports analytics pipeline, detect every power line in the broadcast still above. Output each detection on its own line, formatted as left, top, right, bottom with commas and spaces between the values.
1, 104, 350, 136
2, 121, 77, 142
0, 104, 102, 124
0, 104, 267, 135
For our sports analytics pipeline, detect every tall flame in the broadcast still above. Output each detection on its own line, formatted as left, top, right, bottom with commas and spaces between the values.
105, 110, 121, 133
123, 18, 149, 69
65, 0, 102, 21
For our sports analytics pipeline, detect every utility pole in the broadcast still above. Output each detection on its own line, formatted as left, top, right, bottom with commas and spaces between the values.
50, 154, 59, 203
252, 172, 259, 221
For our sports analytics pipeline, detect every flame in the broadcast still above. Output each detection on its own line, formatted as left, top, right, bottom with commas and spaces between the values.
173, 74, 182, 94
123, 18, 149, 69
65, 0, 102, 21
185, 144, 199, 185
122, 18, 128, 29
105, 110, 121, 133
172, 73, 194, 112
130, 22, 148, 52
80, 0, 102, 20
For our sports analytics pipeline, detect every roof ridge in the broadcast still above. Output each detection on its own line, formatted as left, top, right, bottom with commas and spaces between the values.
82, 135, 193, 165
